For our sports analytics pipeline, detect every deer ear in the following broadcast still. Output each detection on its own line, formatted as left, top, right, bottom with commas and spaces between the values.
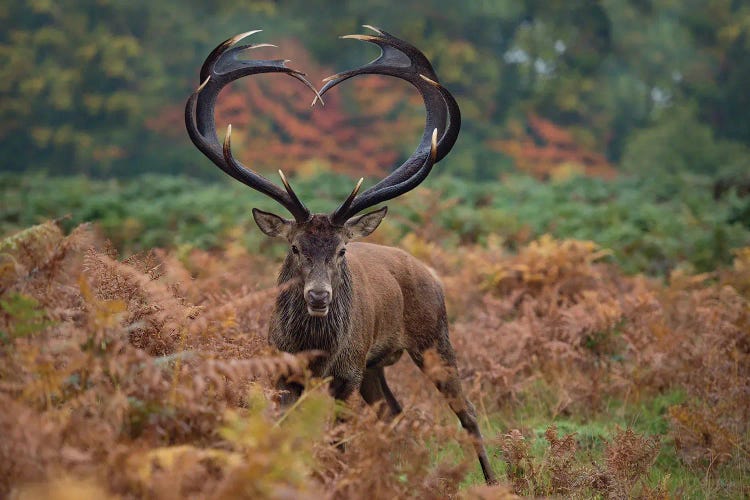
345, 206, 387, 240
253, 208, 293, 238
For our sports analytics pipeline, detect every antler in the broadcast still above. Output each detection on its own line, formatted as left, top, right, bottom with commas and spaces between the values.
185, 31, 321, 222
319, 25, 461, 225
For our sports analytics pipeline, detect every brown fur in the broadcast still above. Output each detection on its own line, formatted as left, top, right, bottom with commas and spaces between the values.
261, 213, 497, 484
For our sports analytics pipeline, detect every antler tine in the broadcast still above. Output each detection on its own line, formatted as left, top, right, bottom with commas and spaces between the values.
324, 26, 460, 225
186, 31, 316, 222
420, 74, 461, 163
332, 129, 439, 224
199, 30, 261, 82
277, 169, 310, 214
330, 177, 364, 222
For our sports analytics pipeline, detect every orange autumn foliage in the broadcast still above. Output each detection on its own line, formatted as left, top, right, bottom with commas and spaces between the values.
148, 40, 423, 178
1, 218, 747, 497
489, 114, 617, 180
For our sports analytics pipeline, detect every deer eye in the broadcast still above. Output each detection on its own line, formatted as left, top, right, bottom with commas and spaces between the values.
291, 245, 299, 255
338, 248, 346, 257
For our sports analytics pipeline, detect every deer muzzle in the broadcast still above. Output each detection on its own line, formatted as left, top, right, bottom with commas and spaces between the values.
305, 288, 331, 317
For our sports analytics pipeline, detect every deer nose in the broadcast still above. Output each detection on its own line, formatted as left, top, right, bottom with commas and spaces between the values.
307, 289, 330, 306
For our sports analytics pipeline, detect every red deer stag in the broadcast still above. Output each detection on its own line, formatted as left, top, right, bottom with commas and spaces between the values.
185, 26, 496, 484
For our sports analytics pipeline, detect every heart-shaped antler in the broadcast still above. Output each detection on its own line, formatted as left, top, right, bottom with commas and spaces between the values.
185, 28, 460, 225
319, 26, 461, 225
185, 31, 322, 222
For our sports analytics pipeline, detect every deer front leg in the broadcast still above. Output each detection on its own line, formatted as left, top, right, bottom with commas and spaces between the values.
275, 377, 304, 409
327, 372, 363, 451
328, 372, 362, 402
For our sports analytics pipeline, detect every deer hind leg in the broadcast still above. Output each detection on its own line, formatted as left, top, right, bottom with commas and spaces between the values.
408, 339, 497, 485
359, 367, 402, 418
378, 369, 403, 416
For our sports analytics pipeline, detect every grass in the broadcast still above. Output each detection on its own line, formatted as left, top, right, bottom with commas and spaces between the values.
427, 383, 739, 497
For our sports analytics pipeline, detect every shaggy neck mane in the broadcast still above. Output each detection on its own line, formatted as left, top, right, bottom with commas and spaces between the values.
274, 254, 353, 352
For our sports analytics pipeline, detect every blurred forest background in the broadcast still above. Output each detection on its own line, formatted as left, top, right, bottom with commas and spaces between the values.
2, 0, 750, 271
3, 0, 750, 179
2, 1, 750, 498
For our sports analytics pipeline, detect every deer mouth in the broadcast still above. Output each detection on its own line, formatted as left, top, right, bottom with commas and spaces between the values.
307, 305, 329, 317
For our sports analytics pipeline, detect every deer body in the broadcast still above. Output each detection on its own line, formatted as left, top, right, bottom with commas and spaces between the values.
185, 26, 497, 484
271, 239, 446, 394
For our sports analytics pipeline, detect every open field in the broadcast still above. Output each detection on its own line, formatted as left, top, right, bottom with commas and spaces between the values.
1, 206, 748, 498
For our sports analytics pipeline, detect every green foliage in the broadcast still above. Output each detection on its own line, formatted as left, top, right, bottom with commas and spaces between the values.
0, 0, 285, 177
622, 105, 750, 181
2, 171, 749, 275
0, 292, 54, 343
418, 174, 750, 274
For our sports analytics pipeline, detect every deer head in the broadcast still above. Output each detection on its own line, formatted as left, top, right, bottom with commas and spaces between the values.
252, 210, 387, 316
184, 26, 460, 316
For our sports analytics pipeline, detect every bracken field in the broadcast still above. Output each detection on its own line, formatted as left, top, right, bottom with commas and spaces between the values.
3, 1, 750, 498
1, 193, 748, 498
